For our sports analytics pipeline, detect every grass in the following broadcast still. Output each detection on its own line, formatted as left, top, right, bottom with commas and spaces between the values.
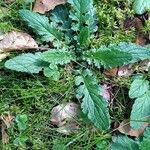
0, 0, 136, 149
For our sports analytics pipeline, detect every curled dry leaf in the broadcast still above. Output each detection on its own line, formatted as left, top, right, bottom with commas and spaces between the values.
118, 119, 149, 138
51, 102, 79, 135
33, 0, 66, 14
0, 31, 38, 52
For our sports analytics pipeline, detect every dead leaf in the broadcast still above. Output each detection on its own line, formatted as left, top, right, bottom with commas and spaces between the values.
0, 53, 10, 61
57, 123, 79, 135
0, 114, 14, 144
33, 0, 66, 14
118, 119, 149, 138
51, 102, 79, 127
0, 31, 38, 52
104, 68, 118, 77
117, 64, 134, 77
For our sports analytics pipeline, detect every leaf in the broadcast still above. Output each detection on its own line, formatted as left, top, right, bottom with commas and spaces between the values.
112, 42, 150, 63
0, 31, 38, 52
111, 136, 139, 150
130, 91, 150, 129
84, 42, 150, 69
139, 127, 150, 150
133, 0, 150, 14
41, 49, 75, 65
5, 53, 45, 73
33, 0, 66, 14
15, 114, 28, 131
68, 0, 97, 46
83, 48, 132, 69
43, 64, 60, 80
51, 102, 79, 127
19, 9, 63, 46
129, 78, 149, 99
118, 119, 149, 138
75, 69, 110, 130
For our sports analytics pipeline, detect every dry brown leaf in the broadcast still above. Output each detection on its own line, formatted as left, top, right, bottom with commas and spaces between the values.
118, 119, 149, 138
0, 31, 38, 52
0, 114, 14, 144
33, 0, 66, 14
51, 102, 79, 127
104, 68, 118, 77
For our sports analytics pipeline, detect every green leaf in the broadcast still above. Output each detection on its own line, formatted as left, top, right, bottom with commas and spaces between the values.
41, 49, 75, 65
111, 136, 139, 150
133, 0, 150, 14
139, 127, 150, 150
5, 53, 45, 73
112, 42, 150, 63
130, 91, 150, 129
129, 78, 149, 99
15, 114, 28, 131
19, 9, 63, 46
83, 48, 132, 69
44, 64, 60, 81
75, 69, 110, 130
14, 135, 28, 147
68, 0, 97, 46
96, 141, 108, 150
83, 42, 150, 69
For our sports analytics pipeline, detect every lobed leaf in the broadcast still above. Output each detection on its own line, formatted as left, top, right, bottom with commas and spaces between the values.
83, 48, 132, 69
75, 69, 110, 130
19, 9, 63, 46
68, 0, 97, 46
83, 42, 150, 69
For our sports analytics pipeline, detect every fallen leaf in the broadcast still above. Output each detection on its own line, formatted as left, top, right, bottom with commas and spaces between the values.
51, 102, 80, 135
33, 0, 66, 14
0, 31, 38, 52
0, 114, 14, 144
117, 64, 134, 77
118, 119, 149, 138
57, 123, 79, 135
0, 53, 10, 61
51, 102, 79, 127
104, 68, 118, 77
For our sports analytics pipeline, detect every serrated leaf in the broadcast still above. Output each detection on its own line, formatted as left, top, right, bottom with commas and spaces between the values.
133, 0, 150, 15
5, 53, 46, 73
41, 49, 75, 65
68, 0, 97, 46
112, 42, 150, 63
44, 64, 60, 81
111, 136, 139, 150
129, 78, 149, 99
75, 69, 110, 130
19, 9, 63, 46
130, 91, 150, 129
83, 48, 132, 69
